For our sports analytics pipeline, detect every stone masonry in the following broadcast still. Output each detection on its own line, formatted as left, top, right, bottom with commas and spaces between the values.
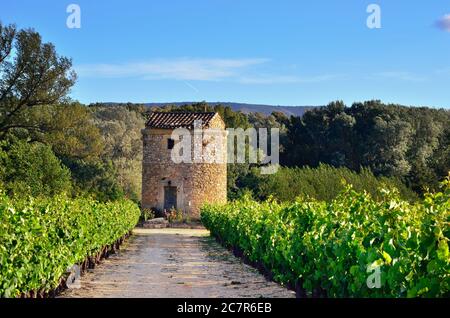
141, 112, 227, 219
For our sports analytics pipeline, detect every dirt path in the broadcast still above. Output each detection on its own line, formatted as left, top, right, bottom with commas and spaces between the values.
59, 228, 295, 298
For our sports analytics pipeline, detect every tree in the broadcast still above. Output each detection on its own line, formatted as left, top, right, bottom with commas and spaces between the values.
60, 157, 124, 202
0, 22, 76, 139
282, 100, 450, 194
91, 105, 145, 201
0, 137, 72, 197
38, 103, 104, 161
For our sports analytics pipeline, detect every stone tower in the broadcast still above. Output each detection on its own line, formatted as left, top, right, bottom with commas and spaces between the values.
142, 112, 227, 219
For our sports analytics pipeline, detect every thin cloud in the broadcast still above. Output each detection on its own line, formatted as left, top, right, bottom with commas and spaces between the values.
238, 75, 301, 84
76, 58, 345, 85
75, 58, 269, 81
238, 74, 343, 84
374, 71, 427, 82
184, 81, 200, 93
435, 68, 450, 75
435, 14, 450, 32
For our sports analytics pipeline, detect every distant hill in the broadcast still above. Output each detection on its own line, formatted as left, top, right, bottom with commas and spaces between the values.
142, 102, 319, 117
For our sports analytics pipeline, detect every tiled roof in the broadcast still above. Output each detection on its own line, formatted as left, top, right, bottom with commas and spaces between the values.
145, 112, 218, 129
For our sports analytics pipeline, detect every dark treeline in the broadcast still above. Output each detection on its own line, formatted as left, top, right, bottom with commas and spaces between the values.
281, 100, 450, 194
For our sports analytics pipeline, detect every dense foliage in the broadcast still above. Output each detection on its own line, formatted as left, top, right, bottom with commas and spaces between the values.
0, 193, 140, 297
236, 164, 417, 202
91, 105, 146, 202
109, 100, 450, 202
0, 22, 131, 202
0, 138, 72, 197
0, 23, 142, 299
282, 101, 450, 194
201, 178, 450, 297
0, 22, 76, 139
151, 101, 449, 200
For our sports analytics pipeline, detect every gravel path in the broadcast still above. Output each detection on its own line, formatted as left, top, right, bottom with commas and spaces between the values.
59, 228, 295, 298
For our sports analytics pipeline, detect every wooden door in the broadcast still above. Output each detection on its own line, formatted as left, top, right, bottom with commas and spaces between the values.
164, 186, 177, 211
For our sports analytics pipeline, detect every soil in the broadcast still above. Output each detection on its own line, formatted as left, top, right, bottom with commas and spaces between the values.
58, 228, 295, 298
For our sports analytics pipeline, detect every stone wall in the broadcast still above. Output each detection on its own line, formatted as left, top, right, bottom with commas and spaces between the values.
142, 114, 227, 219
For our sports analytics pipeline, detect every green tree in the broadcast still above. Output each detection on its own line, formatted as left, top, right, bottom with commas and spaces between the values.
282, 100, 450, 194
0, 22, 76, 139
61, 157, 124, 202
91, 105, 145, 201
0, 137, 72, 197
238, 164, 417, 202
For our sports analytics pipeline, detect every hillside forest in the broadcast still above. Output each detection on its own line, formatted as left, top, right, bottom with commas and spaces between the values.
0, 22, 449, 204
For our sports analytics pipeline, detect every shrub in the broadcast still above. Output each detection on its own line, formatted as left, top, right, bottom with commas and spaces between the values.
165, 208, 184, 223
141, 208, 156, 222
201, 177, 450, 297
241, 164, 418, 202
0, 193, 140, 297
0, 138, 72, 197
60, 157, 124, 202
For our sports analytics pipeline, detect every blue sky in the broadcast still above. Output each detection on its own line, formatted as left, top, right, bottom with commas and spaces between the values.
2, 0, 450, 107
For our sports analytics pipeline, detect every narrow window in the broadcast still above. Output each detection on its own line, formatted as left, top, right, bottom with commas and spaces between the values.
167, 138, 175, 150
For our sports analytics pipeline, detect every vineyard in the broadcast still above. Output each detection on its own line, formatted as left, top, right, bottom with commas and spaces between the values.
201, 178, 450, 297
0, 193, 140, 298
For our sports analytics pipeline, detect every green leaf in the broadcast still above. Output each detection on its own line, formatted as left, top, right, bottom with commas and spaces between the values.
382, 251, 392, 265
437, 240, 449, 261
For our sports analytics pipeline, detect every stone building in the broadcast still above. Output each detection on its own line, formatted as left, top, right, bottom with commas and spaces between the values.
142, 112, 227, 219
